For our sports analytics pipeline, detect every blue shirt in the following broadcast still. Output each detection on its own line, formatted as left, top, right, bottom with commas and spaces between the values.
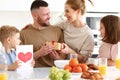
5, 50, 16, 65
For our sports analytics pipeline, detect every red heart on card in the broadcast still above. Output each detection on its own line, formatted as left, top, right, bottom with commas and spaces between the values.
18, 52, 32, 63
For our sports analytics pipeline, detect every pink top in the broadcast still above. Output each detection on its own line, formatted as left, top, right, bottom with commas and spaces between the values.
98, 42, 118, 61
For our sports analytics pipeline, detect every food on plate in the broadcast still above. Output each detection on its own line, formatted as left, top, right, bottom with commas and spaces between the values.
46, 41, 64, 50
81, 71, 103, 80
49, 66, 71, 80
81, 71, 92, 79
69, 58, 79, 67
64, 64, 72, 72
87, 64, 99, 70
72, 66, 82, 73
116, 77, 120, 80
78, 64, 88, 72
90, 73, 103, 80
64, 58, 88, 73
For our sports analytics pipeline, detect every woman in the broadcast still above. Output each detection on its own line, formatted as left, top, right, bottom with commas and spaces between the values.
56, 0, 94, 63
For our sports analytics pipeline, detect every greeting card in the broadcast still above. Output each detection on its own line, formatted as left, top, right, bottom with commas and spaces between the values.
16, 45, 33, 72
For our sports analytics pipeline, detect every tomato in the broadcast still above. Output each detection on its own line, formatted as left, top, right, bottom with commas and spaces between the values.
72, 66, 82, 73
64, 64, 72, 72
69, 58, 79, 67
79, 64, 88, 72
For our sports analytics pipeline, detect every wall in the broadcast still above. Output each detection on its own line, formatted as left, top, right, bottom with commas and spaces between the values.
0, 0, 66, 30
0, 0, 119, 12
0, 11, 32, 30
0, 0, 33, 11
0, 0, 66, 11
0, 11, 66, 30
0, 0, 120, 30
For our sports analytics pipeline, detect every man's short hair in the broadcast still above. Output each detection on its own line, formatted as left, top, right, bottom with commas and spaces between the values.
30, 0, 48, 11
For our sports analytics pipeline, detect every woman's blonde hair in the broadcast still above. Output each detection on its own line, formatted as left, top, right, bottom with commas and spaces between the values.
66, 0, 93, 15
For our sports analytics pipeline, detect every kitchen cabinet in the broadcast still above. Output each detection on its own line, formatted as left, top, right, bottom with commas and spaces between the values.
86, 0, 120, 12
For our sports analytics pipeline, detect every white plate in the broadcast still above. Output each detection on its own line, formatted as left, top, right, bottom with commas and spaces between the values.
32, 77, 72, 80
88, 70, 99, 72
71, 72, 82, 75
31, 77, 50, 80
71, 73, 82, 79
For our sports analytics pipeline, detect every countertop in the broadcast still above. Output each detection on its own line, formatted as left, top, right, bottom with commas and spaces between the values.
7, 67, 120, 80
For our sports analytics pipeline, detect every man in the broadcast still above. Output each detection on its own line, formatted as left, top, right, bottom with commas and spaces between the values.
20, 0, 66, 67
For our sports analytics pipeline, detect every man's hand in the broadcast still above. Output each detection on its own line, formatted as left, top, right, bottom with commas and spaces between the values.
34, 43, 54, 59
39, 43, 54, 56
49, 50, 61, 59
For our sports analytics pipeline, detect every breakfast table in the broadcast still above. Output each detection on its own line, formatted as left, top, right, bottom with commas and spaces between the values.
7, 66, 120, 80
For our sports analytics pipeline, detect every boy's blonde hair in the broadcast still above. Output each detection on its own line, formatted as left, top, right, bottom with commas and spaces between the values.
0, 25, 19, 43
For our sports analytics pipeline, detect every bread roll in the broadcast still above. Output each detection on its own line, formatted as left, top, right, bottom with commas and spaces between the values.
81, 71, 92, 79
87, 64, 99, 70
81, 71, 103, 80
90, 73, 103, 80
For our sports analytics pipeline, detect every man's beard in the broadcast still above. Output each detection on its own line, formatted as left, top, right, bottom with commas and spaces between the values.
37, 16, 50, 26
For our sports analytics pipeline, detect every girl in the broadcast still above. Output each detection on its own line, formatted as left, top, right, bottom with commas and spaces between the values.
98, 15, 120, 66
56, 0, 94, 63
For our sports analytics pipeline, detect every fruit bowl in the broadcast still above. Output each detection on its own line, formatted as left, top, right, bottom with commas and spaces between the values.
54, 60, 69, 68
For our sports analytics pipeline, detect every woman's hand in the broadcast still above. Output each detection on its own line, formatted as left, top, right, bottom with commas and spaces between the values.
60, 43, 70, 54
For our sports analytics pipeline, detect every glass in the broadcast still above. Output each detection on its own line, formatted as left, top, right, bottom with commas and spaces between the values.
0, 42, 8, 80
87, 58, 98, 65
116, 58, 120, 69
69, 54, 78, 60
98, 58, 107, 76
0, 73, 8, 80
116, 42, 120, 69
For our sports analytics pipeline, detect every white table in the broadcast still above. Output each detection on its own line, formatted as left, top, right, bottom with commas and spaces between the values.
7, 67, 120, 80
7, 67, 50, 80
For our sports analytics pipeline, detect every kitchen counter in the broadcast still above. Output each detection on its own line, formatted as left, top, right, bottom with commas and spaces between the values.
7, 67, 120, 80
7, 67, 50, 80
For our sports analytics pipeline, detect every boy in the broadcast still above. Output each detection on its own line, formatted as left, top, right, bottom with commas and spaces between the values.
0, 25, 34, 70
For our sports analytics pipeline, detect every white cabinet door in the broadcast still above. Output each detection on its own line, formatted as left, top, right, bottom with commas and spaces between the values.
86, 0, 120, 12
